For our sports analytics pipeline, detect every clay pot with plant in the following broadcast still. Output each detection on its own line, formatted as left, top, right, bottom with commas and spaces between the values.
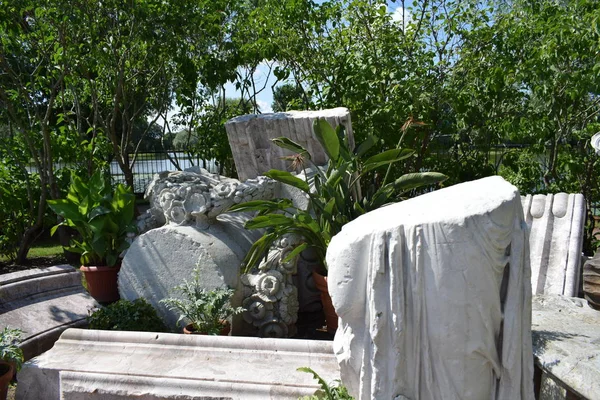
48, 171, 137, 303
230, 118, 447, 333
161, 267, 245, 335
0, 327, 23, 400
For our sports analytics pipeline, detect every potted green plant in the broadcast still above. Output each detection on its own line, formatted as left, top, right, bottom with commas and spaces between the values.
0, 327, 23, 400
48, 171, 137, 303
161, 267, 245, 335
230, 118, 447, 332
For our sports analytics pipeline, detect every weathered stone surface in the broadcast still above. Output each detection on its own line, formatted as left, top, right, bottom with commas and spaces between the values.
139, 167, 275, 233
532, 295, 600, 400
241, 234, 301, 338
0, 265, 97, 360
225, 108, 354, 181
583, 250, 600, 309
119, 216, 263, 333
327, 176, 534, 400
17, 328, 340, 400
521, 193, 585, 296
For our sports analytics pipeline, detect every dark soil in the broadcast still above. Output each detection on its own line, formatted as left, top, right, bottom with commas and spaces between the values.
0, 255, 70, 275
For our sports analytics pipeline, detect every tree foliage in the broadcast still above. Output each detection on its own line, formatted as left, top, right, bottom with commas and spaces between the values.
2, 0, 600, 261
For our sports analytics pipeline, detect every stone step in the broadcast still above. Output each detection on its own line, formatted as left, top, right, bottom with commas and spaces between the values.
0, 266, 98, 360
1, 265, 84, 306
17, 329, 341, 400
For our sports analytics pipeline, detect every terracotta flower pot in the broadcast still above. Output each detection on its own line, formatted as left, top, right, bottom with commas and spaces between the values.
312, 270, 338, 334
0, 361, 14, 400
81, 264, 121, 303
183, 321, 231, 336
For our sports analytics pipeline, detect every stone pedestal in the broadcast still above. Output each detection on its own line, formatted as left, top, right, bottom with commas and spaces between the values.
16, 328, 340, 400
327, 176, 534, 399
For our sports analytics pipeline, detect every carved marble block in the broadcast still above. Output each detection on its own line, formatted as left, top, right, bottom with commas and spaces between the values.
139, 166, 275, 232
327, 176, 534, 400
241, 235, 301, 337
521, 193, 585, 296
225, 108, 354, 181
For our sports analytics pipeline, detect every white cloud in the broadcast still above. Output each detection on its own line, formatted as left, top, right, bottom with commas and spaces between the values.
257, 99, 273, 114
390, 6, 411, 27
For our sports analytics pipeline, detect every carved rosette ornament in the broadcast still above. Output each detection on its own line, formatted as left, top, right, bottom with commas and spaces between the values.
138, 167, 275, 233
137, 167, 303, 338
240, 235, 302, 337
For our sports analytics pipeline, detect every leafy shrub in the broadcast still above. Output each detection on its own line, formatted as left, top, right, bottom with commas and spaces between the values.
87, 299, 168, 332
0, 327, 24, 372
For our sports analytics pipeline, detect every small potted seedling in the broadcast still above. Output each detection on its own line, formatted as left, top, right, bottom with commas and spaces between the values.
0, 327, 23, 400
161, 267, 244, 335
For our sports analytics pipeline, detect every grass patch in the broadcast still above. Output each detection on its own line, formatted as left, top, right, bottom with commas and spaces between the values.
0, 239, 63, 262
28, 242, 63, 258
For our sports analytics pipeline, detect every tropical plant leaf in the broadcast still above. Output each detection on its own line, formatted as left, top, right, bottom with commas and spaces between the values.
362, 149, 414, 173
393, 172, 448, 193
281, 242, 308, 263
245, 214, 294, 229
355, 135, 378, 157
313, 118, 340, 161
265, 169, 310, 193
272, 137, 311, 159
229, 199, 293, 213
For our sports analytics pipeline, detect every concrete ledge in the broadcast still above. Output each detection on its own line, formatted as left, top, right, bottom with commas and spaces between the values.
17, 329, 340, 400
532, 295, 600, 400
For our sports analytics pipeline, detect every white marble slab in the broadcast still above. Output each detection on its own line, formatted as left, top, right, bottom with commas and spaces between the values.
17, 329, 340, 400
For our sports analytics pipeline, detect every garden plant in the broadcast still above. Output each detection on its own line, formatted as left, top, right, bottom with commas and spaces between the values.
230, 118, 447, 273
161, 267, 245, 335
47, 171, 137, 267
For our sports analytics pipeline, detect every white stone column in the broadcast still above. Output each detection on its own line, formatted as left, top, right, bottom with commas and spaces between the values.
225, 108, 354, 181
327, 176, 535, 400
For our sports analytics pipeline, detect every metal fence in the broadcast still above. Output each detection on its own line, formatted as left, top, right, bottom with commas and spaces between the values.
27, 152, 218, 195
109, 152, 218, 194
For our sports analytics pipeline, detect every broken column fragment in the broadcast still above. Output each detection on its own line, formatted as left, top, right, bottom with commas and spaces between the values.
327, 176, 534, 400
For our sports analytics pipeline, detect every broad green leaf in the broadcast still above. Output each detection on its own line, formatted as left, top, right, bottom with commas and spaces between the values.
89, 206, 111, 221
245, 214, 294, 229
265, 170, 310, 193
281, 242, 308, 263
393, 172, 448, 193
325, 163, 348, 188
229, 199, 293, 213
47, 199, 85, 222
313, 118, 340, 161
363, 149, 414, 173
355, 135, 378, 157
271, 137, 311, 159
